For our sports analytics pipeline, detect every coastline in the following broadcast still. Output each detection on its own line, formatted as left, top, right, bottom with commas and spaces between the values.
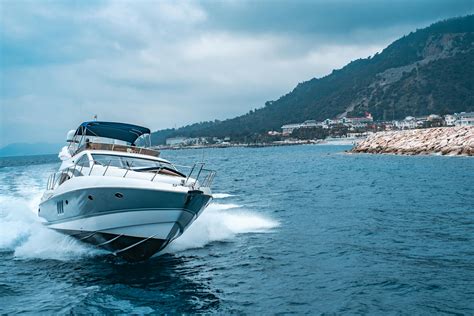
154, 138, 361, 151
154, 140, 317, 151
351, 126, 473, 156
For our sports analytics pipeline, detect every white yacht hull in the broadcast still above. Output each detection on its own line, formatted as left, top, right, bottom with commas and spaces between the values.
39, 176, 212, 261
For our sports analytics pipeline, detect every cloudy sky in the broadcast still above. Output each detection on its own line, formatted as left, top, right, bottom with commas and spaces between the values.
0, 0, 472, 147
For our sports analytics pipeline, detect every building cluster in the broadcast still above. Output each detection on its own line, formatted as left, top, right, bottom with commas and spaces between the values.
165, 136, 230, 147
163, 112, 474, 146
392, 112, 474, 129
280, 113, 374, 136
441, 112, 474, 126
278, 111, 474, 136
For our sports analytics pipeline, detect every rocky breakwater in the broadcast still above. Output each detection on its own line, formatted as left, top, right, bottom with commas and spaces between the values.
352, 126, 473, 156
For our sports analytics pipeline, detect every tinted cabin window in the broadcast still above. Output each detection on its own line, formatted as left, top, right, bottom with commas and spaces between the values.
93, 155, 122, 167
91, 154, 176, 171
76, 155, 90, 168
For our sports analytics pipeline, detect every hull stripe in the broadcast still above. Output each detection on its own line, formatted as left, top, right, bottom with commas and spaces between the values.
44, 207, 197, 226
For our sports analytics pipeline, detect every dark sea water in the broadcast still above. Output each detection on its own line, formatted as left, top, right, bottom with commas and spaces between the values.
1, 145, 473, 314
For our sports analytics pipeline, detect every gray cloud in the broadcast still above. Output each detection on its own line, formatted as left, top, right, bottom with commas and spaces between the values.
0, 0, 472, 147
201, 0, 473, 39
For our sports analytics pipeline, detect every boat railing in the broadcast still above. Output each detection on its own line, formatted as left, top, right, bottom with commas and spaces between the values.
46, 160, 216, 191
46, 164, 83, 190
176, 163, 217, 189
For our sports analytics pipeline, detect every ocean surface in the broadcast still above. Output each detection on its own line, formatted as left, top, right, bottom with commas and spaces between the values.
0, 145, 473, 314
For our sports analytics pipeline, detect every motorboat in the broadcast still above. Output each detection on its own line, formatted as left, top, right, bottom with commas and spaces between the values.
38, 121, 215, 261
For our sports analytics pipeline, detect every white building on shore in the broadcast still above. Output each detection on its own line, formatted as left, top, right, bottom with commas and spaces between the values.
281, 123, 304, 135
345, 113, 373, 128
282, 114, 373, 134
455, 112, 474, 126
166, 137, 188, 146
394, 116, 417, 129
165, 137, 208, 146
444, 114, 456, 126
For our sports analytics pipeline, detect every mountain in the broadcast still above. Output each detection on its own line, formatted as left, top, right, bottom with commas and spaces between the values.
152, 15, 474, 144
0, 143, 62, 157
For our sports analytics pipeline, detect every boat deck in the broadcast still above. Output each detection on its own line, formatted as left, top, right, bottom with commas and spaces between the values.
75, 142, 160, 157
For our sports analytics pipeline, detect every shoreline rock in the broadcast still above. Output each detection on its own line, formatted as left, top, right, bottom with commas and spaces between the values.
351, 126, 473, 156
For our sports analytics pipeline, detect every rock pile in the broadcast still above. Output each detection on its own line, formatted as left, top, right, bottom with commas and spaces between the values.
351, 126, 473, 156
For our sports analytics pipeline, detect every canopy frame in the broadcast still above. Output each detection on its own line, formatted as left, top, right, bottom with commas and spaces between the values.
73, 121, 151, 145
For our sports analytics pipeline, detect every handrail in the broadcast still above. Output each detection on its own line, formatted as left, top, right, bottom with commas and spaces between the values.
195, 163, 205, 184
88, 163, 95, 176
46, 159, 216, 191
185, 164, 197, 184
103, 160, 111, 176
180, 162, 216, 189
150, 168, 162, 182
123, 161, 134, 178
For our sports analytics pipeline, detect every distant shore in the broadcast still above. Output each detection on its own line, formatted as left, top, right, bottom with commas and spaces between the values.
155, 140, 317, 150
155, 138, 361, 151
351, 126, 473, 156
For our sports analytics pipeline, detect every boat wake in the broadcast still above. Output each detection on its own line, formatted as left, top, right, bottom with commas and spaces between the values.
0, 189, 278, 261
168, 202, 279, 253
212, 193, 235, 199
0, 191, 102, 261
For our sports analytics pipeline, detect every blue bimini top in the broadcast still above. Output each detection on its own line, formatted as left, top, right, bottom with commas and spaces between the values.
74, 121, 151, 144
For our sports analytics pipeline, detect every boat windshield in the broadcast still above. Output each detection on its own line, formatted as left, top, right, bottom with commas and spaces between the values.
91, 154, 176, 171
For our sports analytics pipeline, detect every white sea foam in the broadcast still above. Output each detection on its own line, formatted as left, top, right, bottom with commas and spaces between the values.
209, 202, 241, 210
168, 203, 279, 252
1, 169, 277, 260
0, 188, 101, 261
213, 193, 234, 199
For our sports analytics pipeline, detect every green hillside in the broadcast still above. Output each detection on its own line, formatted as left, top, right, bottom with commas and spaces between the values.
152, 15, 474, 144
